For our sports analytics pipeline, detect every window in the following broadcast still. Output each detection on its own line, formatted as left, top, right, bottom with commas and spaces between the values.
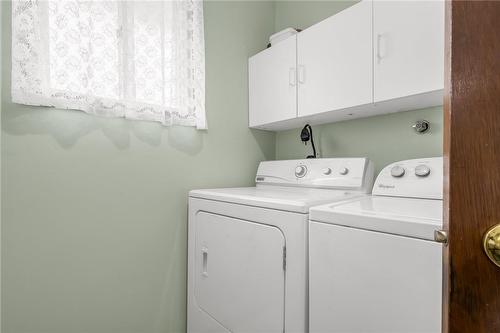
12, 0, 206, 129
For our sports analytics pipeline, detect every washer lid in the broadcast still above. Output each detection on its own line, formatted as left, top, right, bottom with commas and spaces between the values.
309, 196, 443, 241
189, 186, 366, 214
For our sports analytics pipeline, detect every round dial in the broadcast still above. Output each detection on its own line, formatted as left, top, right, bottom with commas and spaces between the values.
415, 165, 431, 177
295, 165, 307, 178
339, 167, 349, 175
390, 165, 405, 178
322, 167, 332, 175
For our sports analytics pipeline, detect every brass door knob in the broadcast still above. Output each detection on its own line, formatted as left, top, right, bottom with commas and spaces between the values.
483, 224, 500, 267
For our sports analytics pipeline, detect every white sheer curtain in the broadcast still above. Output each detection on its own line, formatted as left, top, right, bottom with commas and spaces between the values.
12, 0, 206, 129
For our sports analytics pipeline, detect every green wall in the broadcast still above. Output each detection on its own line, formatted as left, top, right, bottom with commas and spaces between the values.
273, 1, 443, 173
1, 2, 275, 332
276, 107, 443, 174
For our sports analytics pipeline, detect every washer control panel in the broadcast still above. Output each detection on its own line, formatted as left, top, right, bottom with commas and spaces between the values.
373, 157, 443, 199
256, 158, 374, 191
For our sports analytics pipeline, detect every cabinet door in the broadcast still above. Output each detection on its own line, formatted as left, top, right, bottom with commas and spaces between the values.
248, 36, 297, 128
297, 1, 372, 117
374, 0, 444, 102
194, 212, 285, 333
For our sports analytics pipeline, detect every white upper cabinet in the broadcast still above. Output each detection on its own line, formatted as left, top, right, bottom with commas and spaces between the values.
248, 36, 297, 127
248, 0, 445, 131
373, 0, 445, 102
297, 1, 373, 117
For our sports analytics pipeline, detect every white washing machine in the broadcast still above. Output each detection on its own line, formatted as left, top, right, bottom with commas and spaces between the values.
309, 157, 445, 333
187, 158, 374, 333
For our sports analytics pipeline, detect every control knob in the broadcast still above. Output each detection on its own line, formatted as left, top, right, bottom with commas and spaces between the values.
322, 167, 332, 175
339, 167, 349, 175
415, 165, 431, 177
295, 165, 307, 178
390, 165, 405, 178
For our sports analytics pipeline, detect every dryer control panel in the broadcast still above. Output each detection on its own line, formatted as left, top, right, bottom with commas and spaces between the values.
256, 158, 374, 192
373, 157, 443, 199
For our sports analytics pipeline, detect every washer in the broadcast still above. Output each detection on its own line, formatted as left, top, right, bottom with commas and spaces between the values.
309, 157, 444, 333
187, 158, 374, 333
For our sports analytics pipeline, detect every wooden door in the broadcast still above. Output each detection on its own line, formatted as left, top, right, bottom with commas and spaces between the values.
297, 0, 372, 117
248, 36, 297, 128
443, 1, 500, 332
373, 0, 444, 102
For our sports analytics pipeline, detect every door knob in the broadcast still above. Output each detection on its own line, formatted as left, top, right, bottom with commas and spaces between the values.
483, 224, 500, 267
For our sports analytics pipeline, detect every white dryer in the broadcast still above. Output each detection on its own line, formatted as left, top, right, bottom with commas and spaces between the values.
188, 158, 374, 333
309, 157, 445, 333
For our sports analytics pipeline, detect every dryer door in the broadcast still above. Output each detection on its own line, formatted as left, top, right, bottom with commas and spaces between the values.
194, 212, 285, 333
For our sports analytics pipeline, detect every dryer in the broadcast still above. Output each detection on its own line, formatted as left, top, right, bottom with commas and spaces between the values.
188, 158, 374, 333
309, 157, 445, 333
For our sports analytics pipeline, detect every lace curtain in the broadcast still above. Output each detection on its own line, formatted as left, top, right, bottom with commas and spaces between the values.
12, 0, 206, 129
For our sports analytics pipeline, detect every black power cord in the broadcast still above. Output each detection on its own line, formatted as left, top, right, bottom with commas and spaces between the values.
300, 124, 317, 159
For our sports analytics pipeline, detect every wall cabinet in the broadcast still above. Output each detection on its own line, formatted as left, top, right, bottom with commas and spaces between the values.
248, 36, 297, 127
373, 0, 445, 102
248, 0, 444, 131
297, 1, 372, 117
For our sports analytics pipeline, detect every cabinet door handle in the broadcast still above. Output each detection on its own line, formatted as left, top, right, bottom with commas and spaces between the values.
202, 247, 208, 277
298, 65, 305, 84
289, 67, 296, 86
376, 34, 386, 63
